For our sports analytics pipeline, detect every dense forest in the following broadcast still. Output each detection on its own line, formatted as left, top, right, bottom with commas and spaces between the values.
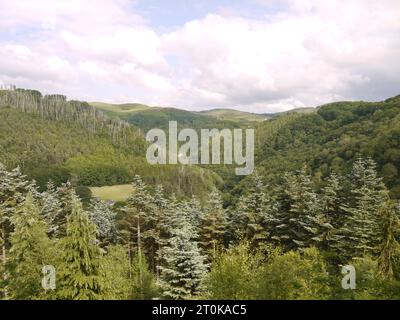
1, 87, 400, 299
91, 102, 262, 132
251, 95, 400, 199
1, 158, 400, 299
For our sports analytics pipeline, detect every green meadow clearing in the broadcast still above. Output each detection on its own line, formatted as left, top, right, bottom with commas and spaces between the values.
90, 184, 134, 202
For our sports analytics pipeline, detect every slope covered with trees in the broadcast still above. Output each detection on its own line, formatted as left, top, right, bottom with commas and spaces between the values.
1, 157, 400, 300
246, 95, 400, 199
2, 88, 400, 300
0, 89, 220, 199
90, 102, 250, 132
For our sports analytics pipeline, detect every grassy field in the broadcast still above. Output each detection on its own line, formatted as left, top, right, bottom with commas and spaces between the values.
90, 184, 134, 202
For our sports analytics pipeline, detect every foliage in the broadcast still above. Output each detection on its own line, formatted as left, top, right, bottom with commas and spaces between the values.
56, 192, 104, 300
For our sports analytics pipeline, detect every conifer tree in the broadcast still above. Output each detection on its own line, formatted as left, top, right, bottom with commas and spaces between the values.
378, 200, 400, 280
232, 174, 274, 246
131, 252, 158, 300
159, 200, 208, 299
155, 193, 179, 277
338, 158, 388, 258
89, 198, 117, 247
6, 193, 54, 299
152, 185, 169, 278
271, 166, 331, 250
57, 192, 103, 300
319, 172, 345, 250
200, 188, 226, 259
320, 173, 344, 228
40, 180, 62, 237
121, 175, 157, 272
0, 164, 35, 298
187, 196, 204, 228
49, 181, 75, 238
100, 245, 131, 300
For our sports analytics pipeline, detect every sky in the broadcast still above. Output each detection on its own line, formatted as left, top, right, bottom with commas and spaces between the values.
0, 0, 400, 113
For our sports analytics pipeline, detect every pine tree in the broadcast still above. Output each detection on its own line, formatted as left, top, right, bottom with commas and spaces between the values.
6, 193, 54, 299
378, 200, 400, 280
155, 193, 178, 278
320, 172, 345, 250
131, 252, 158, 300
40, 180, 63, 237
159, 200, 208, 299
89, 198, 117, 247
338, 158, 388, 258
100, 245, 131, 300
232, 174, 274, 247
152, 185, 169, 279
200, 188, 226, 259
120, 175, 157, 273
320, 173, 344, 228
56, 192, 103, 300
0, 164, 35, 298
271, 166, 331, 250
49, 181, 75, 238
187, 196, 204, 228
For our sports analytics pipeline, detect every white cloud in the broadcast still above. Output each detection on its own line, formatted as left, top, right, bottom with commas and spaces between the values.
0, 0, 400, 112
159, 1, 400, 111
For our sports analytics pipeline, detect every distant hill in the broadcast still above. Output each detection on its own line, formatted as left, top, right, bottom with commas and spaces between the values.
199, 108, 268, 124
90, 102, 319, 131
90, 102, 152, 113
0, 89, 221, 199
263, 107, 317, 118
4, 88, 400, 204
89, 102, 244, 132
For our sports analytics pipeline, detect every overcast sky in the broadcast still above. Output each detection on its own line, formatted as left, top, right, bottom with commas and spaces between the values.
1, 0, 400, 113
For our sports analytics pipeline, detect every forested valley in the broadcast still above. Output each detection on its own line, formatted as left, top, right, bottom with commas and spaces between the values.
1, 88, 400, 300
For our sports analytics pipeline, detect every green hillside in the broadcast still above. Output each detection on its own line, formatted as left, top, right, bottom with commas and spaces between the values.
199, 108, 268, 124
90, 102, 152, 113
233, 95, 400, 199
0, 90, 221, 199
3, 89, 400, 301
90, 103, 243, 132
263, 106, 317, 118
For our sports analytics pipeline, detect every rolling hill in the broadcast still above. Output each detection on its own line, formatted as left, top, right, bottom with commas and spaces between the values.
5, 88, 400, 203
89, 102, 244, 132
229, 95, 400, 201
0, 89, 221, 200
263, 107, 317, 118
199, 108, 268, 124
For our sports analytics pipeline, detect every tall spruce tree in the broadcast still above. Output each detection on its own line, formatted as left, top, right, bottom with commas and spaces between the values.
89, 198, 117, 247
338, 158, 388, 258
121, 175, 157, 272
232, 174, 274, 247
56, 192, 103, 300
271, 166, 331, 250
131, 252, 158, 300
152, 185, 169, 279
40, 180, 63, 237
51, 181, 75, 238
320, 172, 345, 250
0, 164, 35, 298
100, 245, 131, 300
6, 193, 54, 299
159, 200, 208, 299
200, 188, 226, 259
377, 200, 400, 279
